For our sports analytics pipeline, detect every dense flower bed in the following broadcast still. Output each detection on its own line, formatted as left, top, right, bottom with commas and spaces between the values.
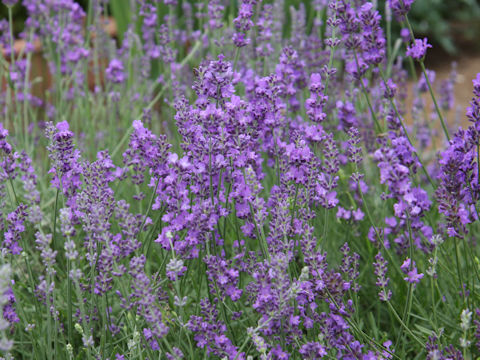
0, 0, 479, 359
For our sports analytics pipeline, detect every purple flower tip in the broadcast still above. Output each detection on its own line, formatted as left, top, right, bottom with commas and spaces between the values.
406, 38, 432, 60
3, 0, 18, 6
472, 73, 480, 89
0, 123, 8, 138
132, 120, 144, 130
56, 121, 70, 132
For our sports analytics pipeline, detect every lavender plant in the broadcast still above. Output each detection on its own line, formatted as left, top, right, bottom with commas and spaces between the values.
1, 0, 480, 359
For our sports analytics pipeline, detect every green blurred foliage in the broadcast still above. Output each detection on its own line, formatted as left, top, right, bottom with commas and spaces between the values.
3, 0, 480, 54
0, 1, 89, 35
379, 0, 480, 54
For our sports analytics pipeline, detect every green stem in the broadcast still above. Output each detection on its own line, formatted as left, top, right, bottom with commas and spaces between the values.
403, 15, 450, 141
67, 258, 73, 346
355, 170, 403, 279
353, 50, 382, 132
430, 276, 437, 328
454, 237, 466, 304
395, 218, 414, 349
377, 67, 436, 189
52, 189, 59, 251
139, 177, 160, 238
385, 299, 424, 347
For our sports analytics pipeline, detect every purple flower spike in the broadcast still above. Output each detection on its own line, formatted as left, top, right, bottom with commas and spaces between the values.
374, 252, 392, 301
466, 73, 480, 129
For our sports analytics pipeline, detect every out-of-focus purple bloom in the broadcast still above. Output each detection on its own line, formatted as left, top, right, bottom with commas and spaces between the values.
35, 232, 57, 276
0, 264, 14, 351
207, 0, 224, 30
166, 347, 184, 360
382, 78, 397, 99
106, 59, 126, 84
389, 0, 415, 21
3, 0, 18, 7
400, 28, 410, 42
417, 69, 435, 93
256, 4, 274, 58
359, 3, 386, 65
24, 0, 89, 77
436, 127, 478, 238
232, 0, 257, 48
438, 62, 456, 111
166, 258, 187, 281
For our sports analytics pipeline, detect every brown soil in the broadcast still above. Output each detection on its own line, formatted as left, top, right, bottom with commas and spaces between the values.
408, 46, 480, 129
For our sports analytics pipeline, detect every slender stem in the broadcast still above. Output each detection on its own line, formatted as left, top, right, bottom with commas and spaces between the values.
385, 299, 424, 347
52, 189, 60, 251
355, 170, 403, 279
454, 237, 466, 304
430, 276, 437, 328
323, 286, 403, 359
403, 16, 450, 141
232, 47, 240, 74
386, 4, 392, 60
353, 50, 382, 132
139, 177, 160, 239
395, 218, 414, 349
323, 11, 338, 95
111, 34, 205, 160
67, 259, 73, 346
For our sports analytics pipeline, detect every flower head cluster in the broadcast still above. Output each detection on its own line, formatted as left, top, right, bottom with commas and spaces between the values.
406, 38, 432, 60
389, 0, 415, 21
0, 264, 14, 352
233, 0, 258, 47
46, 121, 82, 210
2, 1, 480, 358
106, 59, 126, 84
401, 258, 424, 284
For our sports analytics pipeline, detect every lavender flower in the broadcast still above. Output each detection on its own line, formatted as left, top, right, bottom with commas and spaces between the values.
0, 264, 14, 352
46, 121, 82, 210
166, 258, 187, 281
305, 73, 327, 123
373, 252, 391, 301
188, 299, 239, 359
106, 59, 126, 84
3, 205, 27, 255
233, 0, 257, 48
466, 73, 480, 129
400, 258, 424, 284
389, 0, 415, 21
359, 3, 386, 65
406, 38, 432, 60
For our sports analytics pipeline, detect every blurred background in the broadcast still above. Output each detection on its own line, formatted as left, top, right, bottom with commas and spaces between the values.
3, 0, 480, 54
2, 0, 480, 121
